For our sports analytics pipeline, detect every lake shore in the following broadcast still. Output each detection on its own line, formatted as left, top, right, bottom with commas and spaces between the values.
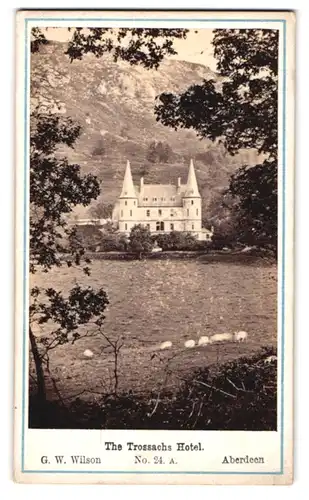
82, 250, 277, 264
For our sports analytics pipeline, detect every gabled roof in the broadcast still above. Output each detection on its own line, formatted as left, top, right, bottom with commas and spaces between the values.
138, 184, 186, 206
118, 159, 201, 203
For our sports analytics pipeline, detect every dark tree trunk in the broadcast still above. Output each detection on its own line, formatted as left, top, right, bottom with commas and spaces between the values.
29, 325, 46, 405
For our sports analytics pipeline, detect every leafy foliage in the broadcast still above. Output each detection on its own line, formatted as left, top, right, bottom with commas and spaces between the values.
30, 285, 109, 348
31, 27, 188, 69
129, 224, 154, 257
146, 140, 173, 163
88, 201, 114, 220
229, 159, 277, 249
154, 231, 202, 251
30, 116, 101, 273
29, 108, 108, 401
29, 346, 277, 430
155, 29, 279, 250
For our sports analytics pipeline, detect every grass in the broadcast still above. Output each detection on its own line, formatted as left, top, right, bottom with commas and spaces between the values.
30, 256, 277, 400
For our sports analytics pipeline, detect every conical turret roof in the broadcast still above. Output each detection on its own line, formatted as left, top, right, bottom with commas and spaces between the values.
120, 160, 137, 198
184, 159, 200, 197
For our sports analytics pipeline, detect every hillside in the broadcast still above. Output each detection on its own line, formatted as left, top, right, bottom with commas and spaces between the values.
31, 41, 261, 219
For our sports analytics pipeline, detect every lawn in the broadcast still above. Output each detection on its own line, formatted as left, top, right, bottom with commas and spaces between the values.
30, 255, 277, 400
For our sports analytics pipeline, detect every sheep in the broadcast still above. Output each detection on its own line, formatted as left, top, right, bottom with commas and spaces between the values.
264, 355, 277, 364
210, 333, 233, 344
233, 331, 248, 342
184, 339, 196, 348
83, 349, 94, 358
198, 336, 210, 346
160, 341, 172, 350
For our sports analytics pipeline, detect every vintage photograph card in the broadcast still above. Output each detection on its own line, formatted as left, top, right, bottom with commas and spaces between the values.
14, 10, 295, 484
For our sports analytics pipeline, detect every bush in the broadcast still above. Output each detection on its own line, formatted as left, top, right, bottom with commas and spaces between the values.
154, 231, 202, 251
72, 225, 104, 252
99, 231, 128, 252
129, 224, 153, 258
29, 346, 276, 430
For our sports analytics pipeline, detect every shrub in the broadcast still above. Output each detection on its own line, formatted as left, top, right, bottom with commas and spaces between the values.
29, 346, 277, 430
154, 231, 201, 251
129, 224, 153, 258
72, 225, 103, 252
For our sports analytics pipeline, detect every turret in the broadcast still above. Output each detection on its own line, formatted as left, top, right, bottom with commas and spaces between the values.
183, 159, 201, 233
184, 159, 201, 198
119, 160, 138, 234
120, 160, 136, 199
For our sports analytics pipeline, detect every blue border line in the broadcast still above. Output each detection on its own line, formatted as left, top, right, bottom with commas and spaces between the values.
26, 18, 285, 23
22, 17, 286, 476
22, 22, 29, 473
21, 470, 281, 475
280, 19, 287, 475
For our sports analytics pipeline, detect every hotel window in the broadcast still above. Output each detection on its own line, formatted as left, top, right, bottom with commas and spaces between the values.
130, 210, 132, 216
196, 208, 198, 216
143, 197, 148, 201
146, 224, 150, 230
191, 200, 194, 205
146, 210, 150, 217
158, 209, 162, 216
170, 197, 175, 201
121, 210, 123, 217
170, 223, 174, 231
161, 197, 165, 201
153, 197, 157, 202
156, 221, 164, 231
206, 234, 210, 240
187, 209, 189, 216
170, 211, 174, 217
192, 224, 195, 230
125, 200, 127, 206
125, 223, 127, 230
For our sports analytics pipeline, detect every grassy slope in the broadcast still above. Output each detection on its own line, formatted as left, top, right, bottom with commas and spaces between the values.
30, 257, 277, 399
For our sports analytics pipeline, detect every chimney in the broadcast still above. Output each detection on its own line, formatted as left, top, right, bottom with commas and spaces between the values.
177, 177, 181, 187
140, 177, 144, 189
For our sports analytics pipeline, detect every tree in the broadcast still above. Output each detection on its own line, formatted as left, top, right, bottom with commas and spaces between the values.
30, 27, 188, 407
30, 109, 109, 406
146, 141, 158, 163
146, 140, 173, 163
129, 225, 154, 258
31, 27, 188, 68
89, 201, 114, 220
92, 138, 106, 157
155, 29, 278, 251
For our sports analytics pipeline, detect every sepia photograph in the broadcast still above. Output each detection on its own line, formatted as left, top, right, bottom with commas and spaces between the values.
14, 10, 294, 484
28, 22, 279, 431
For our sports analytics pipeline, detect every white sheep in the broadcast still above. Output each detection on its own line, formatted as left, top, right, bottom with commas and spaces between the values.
198, 336, 210, 346
264, 355, 277, 364
210, 333, 233, 344
83, 349, 94, 358
184, 339, 196, 348
160, 341, 172, 350
233, 331, 248, 342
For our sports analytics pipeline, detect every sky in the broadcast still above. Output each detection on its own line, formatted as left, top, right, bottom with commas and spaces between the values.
44, 28, 217, 71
